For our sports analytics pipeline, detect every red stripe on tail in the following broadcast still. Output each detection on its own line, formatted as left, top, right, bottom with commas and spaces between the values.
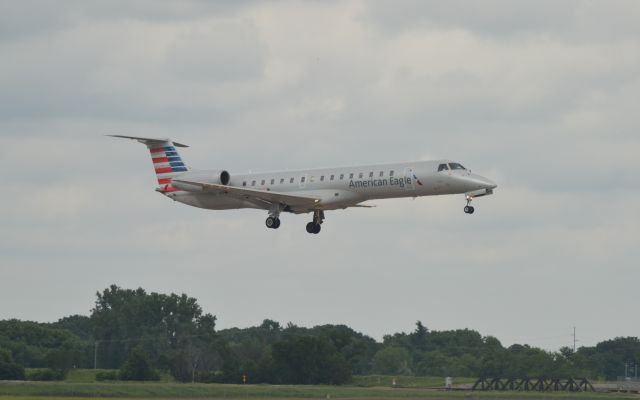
158, 185, 179, 193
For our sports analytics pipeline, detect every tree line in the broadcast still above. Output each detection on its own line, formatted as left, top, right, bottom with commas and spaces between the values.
1, 285, 638, 383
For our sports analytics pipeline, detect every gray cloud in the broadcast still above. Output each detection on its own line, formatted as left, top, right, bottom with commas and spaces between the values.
364, 0, 640, 42
1, 1, 639, 350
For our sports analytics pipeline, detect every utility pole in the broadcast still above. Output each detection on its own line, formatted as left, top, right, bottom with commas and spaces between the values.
572, 327, 576, 352
94, 340, 99, 369
625, 362, 628, 378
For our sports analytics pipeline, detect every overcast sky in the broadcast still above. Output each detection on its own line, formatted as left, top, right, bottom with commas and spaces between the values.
1, 0, 639, 351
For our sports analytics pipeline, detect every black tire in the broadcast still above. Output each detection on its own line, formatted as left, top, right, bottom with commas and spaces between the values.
313, 224, 321, 234
464, 206, 470, 214
266, 217, 276, 228
306, 222, 315, 233
273, 218, 281, 229
468, 206, 475, 214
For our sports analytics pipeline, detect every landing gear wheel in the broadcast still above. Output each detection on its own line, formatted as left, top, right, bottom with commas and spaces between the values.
313, 224, 321, 234
306, 222, 316, 233
266, 217, 277, 228
464, 206, 475, 214
273, 218, 281, 229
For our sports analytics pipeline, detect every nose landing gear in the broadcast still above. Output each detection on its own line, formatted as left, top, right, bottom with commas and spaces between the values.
464, 196, 475, 214
306, 210, 324, 234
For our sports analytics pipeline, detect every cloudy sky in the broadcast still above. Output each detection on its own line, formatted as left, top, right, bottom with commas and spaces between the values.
1, 0, 639, 351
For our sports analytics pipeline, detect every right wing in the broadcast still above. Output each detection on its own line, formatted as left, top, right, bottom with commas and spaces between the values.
172, 179, 321, 208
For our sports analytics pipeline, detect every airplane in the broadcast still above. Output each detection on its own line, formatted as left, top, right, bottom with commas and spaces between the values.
109, 135, 497, 234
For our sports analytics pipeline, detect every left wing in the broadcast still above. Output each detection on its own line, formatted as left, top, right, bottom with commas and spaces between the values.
172, 179, 321, 208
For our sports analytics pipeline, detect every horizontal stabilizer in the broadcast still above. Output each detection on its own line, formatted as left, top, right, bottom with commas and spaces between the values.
107, 134, 189, 148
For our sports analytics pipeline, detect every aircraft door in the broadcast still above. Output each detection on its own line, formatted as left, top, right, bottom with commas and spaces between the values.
404, 167, 416, 191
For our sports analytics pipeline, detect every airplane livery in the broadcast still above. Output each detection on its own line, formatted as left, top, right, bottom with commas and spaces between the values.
110, 135, 497, 234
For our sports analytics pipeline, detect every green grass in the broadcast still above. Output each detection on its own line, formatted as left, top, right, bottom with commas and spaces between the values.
2, 371, 635, 400
352, 375, 476, 388
0, 380, 638, 400
24, 368, 175, 383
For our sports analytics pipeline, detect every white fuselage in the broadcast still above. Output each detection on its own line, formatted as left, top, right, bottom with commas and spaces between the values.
165, 160, 496, 213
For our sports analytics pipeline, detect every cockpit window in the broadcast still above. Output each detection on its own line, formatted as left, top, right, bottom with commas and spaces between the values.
438, 164, 449, 172
449, 163, 466, 170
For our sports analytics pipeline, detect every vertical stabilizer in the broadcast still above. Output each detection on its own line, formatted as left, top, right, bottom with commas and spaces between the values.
108, 135, 189, 193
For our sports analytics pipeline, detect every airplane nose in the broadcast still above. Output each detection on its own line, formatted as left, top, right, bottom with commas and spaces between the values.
482, 177, 497, 190
468, 174, 497, 190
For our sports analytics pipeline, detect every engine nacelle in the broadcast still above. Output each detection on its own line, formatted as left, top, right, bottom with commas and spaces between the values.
171, 170, 230, 192
219, 170, 230, 185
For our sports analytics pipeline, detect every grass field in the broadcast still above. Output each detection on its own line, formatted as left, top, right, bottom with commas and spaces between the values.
1, 380, 639, 400
352, 375, 477, 387
2, 371, 637, 400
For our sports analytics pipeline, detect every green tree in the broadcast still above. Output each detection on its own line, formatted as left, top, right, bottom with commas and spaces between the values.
45, 349, 74, 378
0, 348, 25, 380
415, 350, 450, 376
372, 346, 412, 375
410, 321, 429, 351
272, 335, 351, 384
90, 284, 218, 377
119, 348, 159, 381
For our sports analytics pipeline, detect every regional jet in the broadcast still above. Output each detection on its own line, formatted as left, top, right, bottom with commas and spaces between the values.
110, 135, 497, 234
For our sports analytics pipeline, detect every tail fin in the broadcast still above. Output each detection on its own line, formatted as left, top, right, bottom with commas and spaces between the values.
108, 135, 189, 193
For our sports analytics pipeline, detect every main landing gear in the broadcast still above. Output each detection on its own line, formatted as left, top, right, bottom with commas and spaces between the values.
265, 204, 282, 229
265, 207, 325, 234
464, 195, 475, 214
305, 210, 324, 234
265, 216, 281, 229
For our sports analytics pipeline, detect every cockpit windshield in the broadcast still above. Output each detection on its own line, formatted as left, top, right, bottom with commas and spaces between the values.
448, 163, 466, 170
437, 163, 449, 172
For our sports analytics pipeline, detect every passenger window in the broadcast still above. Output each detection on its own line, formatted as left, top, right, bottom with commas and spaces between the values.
438, 164, 449, 172
251, 180, 256, 186
280, 178, 284, 184
301, 177, 306, 183
320, 176, 324, 182
339, 174, 344, 180
358, 172, 363, 179
270, 178, 275, 185
449, 163, 466, 170
379, 171, 384, 177
290, 177, 294, 183
261, 179, 265, 185
330, 174, 334, 181
243, 181, 247, 187
390, 170, 394, 177
369, 172, 373, 178
349, 173, 354, 179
